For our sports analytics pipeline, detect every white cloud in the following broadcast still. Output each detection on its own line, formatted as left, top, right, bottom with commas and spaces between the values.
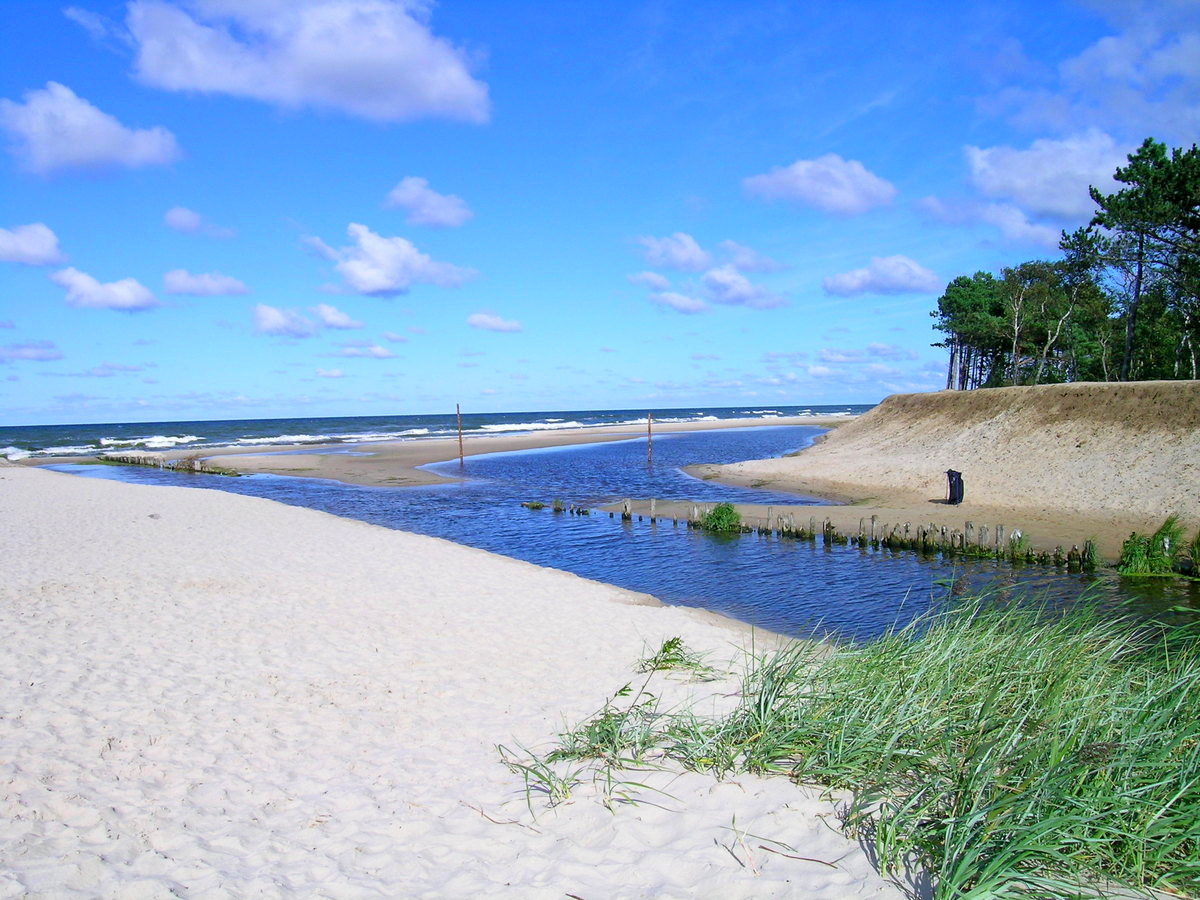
0, 82, 179, 174
819, 348, 864, 364
867, 342, 918, 361
467, 312, 522, 332
381, 330, 409, 342
0, 340, 62, 362
163, 268, 248, 295
863, 362, 903, 377
126, 0, 489, 123
700, 265, 785, 309
637, 232, 711, 271
253, 303, 317, 337
985, 4, 1200, 143
337, 343, 393, 357
316, 223, 475, 295
316, 368, 344, 377
717, 240, 784, 272
627, 271, 671, 290
742, 154, 896, 215
0, 223, 65, 265
49, 267, 159, 311
64, 6, 118, 41
822, 256, 940, 296
965, 130, 1126, 220
313, 303, 363, 329
807, 365, 836, 377
79, 362, 144, 378
164, 206, 234, 238
649, 291, 707, 314
918, 195, 1061, 248
384, 176, 472, 227
976, 203, 1062, 248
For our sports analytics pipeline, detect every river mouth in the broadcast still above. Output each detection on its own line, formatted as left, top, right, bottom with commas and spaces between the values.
50, 425, 1200, 641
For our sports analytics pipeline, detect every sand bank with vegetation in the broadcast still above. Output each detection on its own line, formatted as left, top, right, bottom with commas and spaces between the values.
687, 381, 1200, 560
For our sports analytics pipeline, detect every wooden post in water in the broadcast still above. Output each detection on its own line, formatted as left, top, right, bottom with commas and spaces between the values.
647, 412, 653, 465
649, 498, 657, 522
456, 403, 465, 467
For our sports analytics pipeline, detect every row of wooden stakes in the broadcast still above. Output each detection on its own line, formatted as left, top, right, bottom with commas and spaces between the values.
524, 499, 1101, 573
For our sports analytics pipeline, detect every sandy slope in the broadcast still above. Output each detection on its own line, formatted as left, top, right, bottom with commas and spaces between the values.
690, 381, 1200, 559
0, 464, 903, 899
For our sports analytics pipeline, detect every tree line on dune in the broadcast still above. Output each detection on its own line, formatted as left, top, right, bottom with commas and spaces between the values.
932, 138, 1200, 389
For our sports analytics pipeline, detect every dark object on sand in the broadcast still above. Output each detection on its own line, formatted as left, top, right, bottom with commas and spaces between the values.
946, 469, 964, 505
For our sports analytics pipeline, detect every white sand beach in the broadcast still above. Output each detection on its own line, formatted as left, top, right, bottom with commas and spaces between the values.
0, 463, 904, 898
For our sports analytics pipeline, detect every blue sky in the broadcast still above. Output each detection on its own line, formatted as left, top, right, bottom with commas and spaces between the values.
1, 0, 1196, 425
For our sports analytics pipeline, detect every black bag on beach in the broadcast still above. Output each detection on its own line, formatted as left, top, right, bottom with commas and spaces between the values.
946, 469, 964, 505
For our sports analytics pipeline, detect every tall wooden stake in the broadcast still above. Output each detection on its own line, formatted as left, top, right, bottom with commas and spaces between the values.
647, 412, 653, 465
456, 403, 464, 467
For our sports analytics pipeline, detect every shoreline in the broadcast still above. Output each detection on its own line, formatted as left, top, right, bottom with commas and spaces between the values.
25, 414, 852, 488
0, 462, 903, 897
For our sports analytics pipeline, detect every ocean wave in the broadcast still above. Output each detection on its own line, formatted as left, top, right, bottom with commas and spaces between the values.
99, 435, 205, 450
476, 421, 588, 433
1, 446, 30, 460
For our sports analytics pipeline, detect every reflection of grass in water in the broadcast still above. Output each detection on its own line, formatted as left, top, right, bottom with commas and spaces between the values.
520, 595, 1200, 899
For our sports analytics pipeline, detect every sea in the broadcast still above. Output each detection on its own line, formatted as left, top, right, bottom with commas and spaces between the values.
0, 404, 867, 460
6, 404, 1196, 641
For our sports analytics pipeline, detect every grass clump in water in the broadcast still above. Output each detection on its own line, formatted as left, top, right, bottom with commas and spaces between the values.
701, 502, 741, 533
1117, 514, 1192, 576
531, 596, 1200, 898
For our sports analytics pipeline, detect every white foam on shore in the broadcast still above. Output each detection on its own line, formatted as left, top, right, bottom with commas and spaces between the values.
0, 465, 904, 899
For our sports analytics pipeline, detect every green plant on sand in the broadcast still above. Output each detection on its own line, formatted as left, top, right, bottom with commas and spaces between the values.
521, 595, 1200, 898
701, 502, 741, 533
636, 636, 717, 679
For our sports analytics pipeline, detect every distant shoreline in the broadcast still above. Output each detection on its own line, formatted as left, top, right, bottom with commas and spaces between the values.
26, 414, 854, 488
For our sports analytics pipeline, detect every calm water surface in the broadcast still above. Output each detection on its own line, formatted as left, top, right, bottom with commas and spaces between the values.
51, 425, 1199, 641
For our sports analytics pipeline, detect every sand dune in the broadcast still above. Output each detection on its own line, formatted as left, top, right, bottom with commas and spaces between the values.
0, 464, 903, 898
692, 381, 1200, 559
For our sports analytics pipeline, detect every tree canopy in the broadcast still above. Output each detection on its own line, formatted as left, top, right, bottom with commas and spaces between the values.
932, 138, 1200, 388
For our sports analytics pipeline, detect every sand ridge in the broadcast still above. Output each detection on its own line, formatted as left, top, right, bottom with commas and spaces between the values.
0, 464, 903, 898
689, 381, 1200, 560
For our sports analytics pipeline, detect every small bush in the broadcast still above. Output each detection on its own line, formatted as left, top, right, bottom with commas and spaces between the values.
1118, 514, 1185, 576
701, 502, 741, 533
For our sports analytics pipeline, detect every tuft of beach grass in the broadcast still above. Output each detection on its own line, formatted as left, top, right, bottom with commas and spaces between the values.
518, 594, 1200, 898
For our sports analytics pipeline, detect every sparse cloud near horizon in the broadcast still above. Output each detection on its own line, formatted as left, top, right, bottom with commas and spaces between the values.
0, 340, 63, 362
467, 312, 522, 332
164, 269, 248, 296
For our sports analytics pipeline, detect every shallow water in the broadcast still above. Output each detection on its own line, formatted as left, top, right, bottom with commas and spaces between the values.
51, 425, 1199, 641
